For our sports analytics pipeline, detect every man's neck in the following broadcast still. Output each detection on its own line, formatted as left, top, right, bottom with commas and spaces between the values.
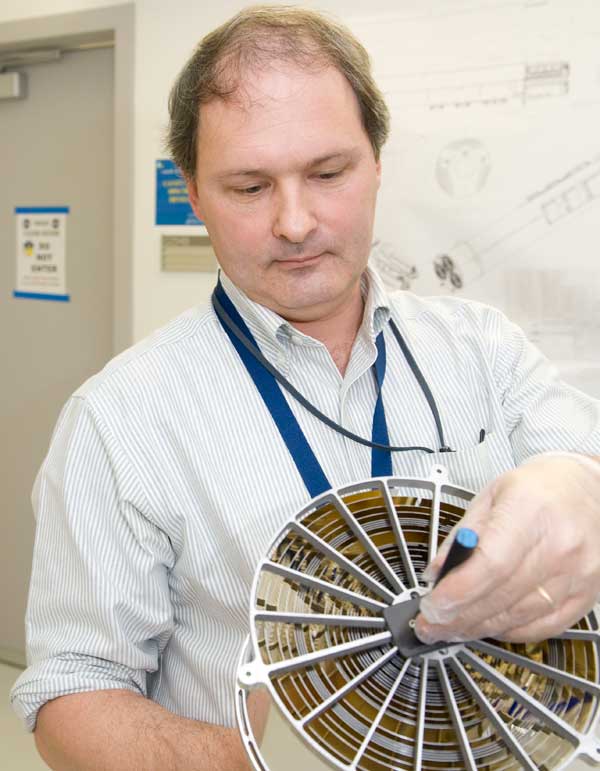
290, 289, 365, 376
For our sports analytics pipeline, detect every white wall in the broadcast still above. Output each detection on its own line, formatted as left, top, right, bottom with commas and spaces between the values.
133, 0, 242, 340
0, 0, 123, 23
3, 0, 599, 394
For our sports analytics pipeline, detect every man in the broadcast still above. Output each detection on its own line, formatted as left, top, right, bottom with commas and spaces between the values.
11, 5, 600, 770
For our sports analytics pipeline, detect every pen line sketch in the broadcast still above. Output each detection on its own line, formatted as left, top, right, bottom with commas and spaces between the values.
381, 60, 570, 112
433, 153, 600, 289
370, 240, 419, 292
436, 139, 492, 198
353, 0, 600, 391
353, 0, 553, 27
504, 269, 600, 365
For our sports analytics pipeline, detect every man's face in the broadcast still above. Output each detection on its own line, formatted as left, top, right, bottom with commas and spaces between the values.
186, 62, 381, 322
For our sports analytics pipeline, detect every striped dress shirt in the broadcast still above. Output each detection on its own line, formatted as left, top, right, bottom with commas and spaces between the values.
11, 267, 600, 730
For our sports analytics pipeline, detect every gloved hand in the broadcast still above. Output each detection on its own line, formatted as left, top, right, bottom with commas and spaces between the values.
415, 453, 600, 645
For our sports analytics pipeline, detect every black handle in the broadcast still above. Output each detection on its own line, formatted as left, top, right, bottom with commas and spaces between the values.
434, 527, 479, 586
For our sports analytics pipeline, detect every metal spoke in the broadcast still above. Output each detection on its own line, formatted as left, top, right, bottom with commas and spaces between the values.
447, 657, 539, 771
436, 660, 478, 771
261, 560, 388, 613
428, 479, 442, 565
458, 647, 581, 746
331, 492, 406, 595
414, 658, 429, 771
554, 628, 600, 642
380, 482, 418, 588
290, 521, 396, 603
470, 639, 600, 697
264, 630, 393, 677
349, 657, 413, 770
300, 646, 399, 726
254, 610, 386, 628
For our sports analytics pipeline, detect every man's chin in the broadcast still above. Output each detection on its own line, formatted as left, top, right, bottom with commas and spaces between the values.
272, 282, 363, 323
275, 273, 338, 306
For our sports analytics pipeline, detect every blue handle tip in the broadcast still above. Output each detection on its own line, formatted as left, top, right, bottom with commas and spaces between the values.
456, 527, 478, 549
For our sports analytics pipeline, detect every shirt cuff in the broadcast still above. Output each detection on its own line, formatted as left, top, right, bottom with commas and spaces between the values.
10, 655, 147, 732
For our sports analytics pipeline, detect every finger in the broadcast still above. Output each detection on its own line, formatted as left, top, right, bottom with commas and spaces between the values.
422, 484, 495, 583
424, 576, 570, 642
419, 512, 540, 628
499, 593, 594, 643
419, 582, 598, 646
421, 463, 566, 628
418, 543, 561, 643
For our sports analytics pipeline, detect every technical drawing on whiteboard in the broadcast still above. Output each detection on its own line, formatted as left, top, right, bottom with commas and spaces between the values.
370, 239, 419, 291
433, 152, 600, 290
504, 269, 600, 362
436, 139, 491, 198
352, 0, 554, 28
384, 60, 570, 111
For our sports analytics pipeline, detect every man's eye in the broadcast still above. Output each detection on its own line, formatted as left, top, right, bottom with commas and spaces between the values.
317, 170, 342, 180
235, 185, 263, 196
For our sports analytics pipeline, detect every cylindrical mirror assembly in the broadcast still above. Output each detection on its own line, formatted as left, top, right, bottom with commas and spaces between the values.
237, 466, 600, 771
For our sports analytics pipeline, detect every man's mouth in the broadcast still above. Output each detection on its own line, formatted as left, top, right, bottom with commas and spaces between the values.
276, 253, 324, 267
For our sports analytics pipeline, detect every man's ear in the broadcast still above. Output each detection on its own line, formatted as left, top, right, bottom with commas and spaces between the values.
375, 158, 382, 190
185, 177, 204, 221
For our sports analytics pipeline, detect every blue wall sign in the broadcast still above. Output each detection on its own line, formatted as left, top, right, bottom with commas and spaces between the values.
155, 160, 203, 226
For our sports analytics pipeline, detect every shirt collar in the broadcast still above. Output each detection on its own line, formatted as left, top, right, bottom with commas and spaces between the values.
361, 265, 392, 339
217, 265, 392, 356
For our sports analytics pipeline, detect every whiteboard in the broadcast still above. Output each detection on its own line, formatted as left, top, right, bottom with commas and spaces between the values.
346, 0, 600, 396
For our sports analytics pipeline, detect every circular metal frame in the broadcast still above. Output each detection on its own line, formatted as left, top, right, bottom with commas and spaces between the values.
236, 466, 600, 770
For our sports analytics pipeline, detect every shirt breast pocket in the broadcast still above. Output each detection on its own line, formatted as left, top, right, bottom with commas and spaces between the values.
409, 430, 516, 494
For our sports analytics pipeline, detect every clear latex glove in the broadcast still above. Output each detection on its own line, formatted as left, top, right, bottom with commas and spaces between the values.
414, 453, 600, 646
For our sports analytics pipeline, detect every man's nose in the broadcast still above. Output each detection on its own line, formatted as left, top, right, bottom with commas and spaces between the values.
272, 184, 318, 244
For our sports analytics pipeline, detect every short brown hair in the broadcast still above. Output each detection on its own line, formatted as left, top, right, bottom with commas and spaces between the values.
167, 5, 390, 181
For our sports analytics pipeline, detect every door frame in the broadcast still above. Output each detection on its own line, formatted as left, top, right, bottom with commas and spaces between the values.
0, 4, 134, 354
0, 4, 133, 669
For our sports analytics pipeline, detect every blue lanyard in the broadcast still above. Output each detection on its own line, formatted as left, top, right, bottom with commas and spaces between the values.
371, 331, 391, 479
212, 280, 451, 497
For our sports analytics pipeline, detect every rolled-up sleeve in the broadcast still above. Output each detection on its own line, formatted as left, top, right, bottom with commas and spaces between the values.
11, 396, 175, 731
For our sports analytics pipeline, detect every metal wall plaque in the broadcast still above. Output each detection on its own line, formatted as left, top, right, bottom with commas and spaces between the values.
161, 235, 217, 272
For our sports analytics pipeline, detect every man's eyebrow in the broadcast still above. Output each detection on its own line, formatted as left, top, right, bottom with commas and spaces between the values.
309, 150, 359, 166
217, 149, 360, 179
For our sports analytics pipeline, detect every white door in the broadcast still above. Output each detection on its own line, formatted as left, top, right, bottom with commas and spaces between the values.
0, 44, 114, 658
